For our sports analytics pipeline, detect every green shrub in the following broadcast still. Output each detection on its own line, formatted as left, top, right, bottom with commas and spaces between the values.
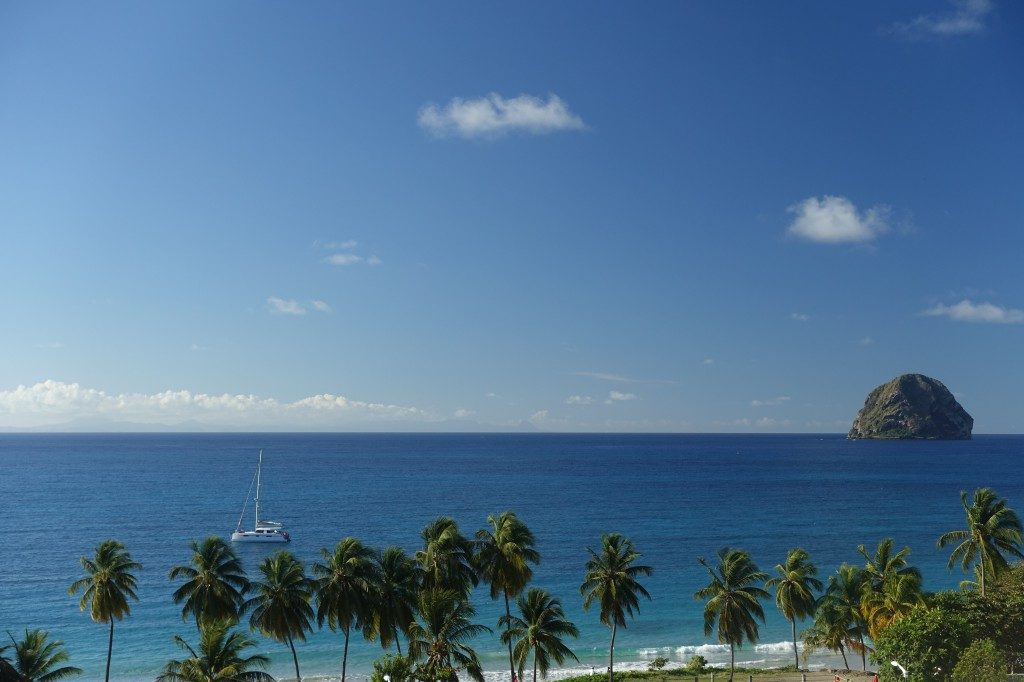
370, 654, 414, 682
872, 605, 973, 681
952, 639, 1007, 682
647, 657, 669, 671
684, 655, 707, 672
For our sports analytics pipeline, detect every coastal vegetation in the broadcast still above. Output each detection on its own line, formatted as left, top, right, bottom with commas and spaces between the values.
9, 488, 1022, 682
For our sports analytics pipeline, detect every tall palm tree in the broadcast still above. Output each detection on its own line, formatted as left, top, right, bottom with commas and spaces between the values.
800, 604, 850, 670
938, 487, 1024, 596
475, 511, 541, 682
245, 551, 314, 682
157, 623, 274, 682
765, 548, 822, 670
579, 533, 652, 682
312, 538, 379, 682
857, 538, 922, 593
407, 589, 491, 682
0, 643, 14, 682
416, 517, 477, 597
500, 588, 579, 682
694, 547, 769, 682
68, 539, 142, 682
2, 630, 81, 682
819, 564, 869, 671
169, 537, 250, 627
861, 573, 924, 639
369, 547, 419, 655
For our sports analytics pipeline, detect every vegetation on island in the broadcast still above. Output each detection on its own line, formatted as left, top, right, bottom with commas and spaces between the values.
6, 487, 1024, 682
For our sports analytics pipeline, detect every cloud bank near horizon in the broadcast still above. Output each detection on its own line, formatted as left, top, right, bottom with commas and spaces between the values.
0, 380, 427, 429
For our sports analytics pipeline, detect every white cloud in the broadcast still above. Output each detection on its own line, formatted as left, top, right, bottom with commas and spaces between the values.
572, 371, 676, 385
859, 336, 875, 346
528, 410, 549, 425
323, 240, 357, 250
790, 313, 810, 322
453, 408, 474, 419
485, 392, 498, 398
366, 255, 382, 266
267, 297, 306, 316
702, 358, 715, 366
922, 299, 1024, 324
751, 396, 791, 407
566, 395, 594, 406
324, 253, 363, 266
0, 380, 426, 429
418, 93, 586, 139
605, 391, 638, 404
310, 300, 332, 313
887, 0, 993, 38
787, 195, 890, 243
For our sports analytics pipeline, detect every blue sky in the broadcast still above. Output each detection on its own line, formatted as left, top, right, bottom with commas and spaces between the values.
0, 1, 1021, 432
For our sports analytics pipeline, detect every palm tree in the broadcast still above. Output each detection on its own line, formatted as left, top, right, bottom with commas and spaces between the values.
169, 537, 250, 627
68, 539, 142, 682
368, 547, 419, 655
157, 623, 274, 682
861, 573, 924, 639
312, 538, 379, 682
800, 604, 850, 670
765, 548, 822, 670
500, 588, 579, 682
245, 551, 314, 682
0, 643, 14, 682
475, 511, 541, 682
579, 533, 652, 682
819, 564, 869, 671
857, 538, 922, 593
2, 630, 81, 682
416, 517, 478, 597
407, 589, 491, 682
694, 547, 769, 681
938, 487, 1024, 596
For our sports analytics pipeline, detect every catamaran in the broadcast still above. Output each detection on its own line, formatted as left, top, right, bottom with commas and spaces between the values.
231, 450, 290, 543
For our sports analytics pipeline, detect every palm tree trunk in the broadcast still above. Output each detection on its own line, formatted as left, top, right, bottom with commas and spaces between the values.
342, 626, 350, 682
105, 619, 114, 682
505, 592, 516, 682
287, 632, 301, 682
395, 631, 402, 656
980, 558, 987, 597
791, 617, 798, 669
533, 650, 538, 682
729, 642, 735, 682
839, 643, 849, 670
608, 622, 617, 682
858, 633, 866, 671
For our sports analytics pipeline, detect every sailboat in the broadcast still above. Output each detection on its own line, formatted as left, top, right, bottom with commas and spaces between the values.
231, 450, 290, 543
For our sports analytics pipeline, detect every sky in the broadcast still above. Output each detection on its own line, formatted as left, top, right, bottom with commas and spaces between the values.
0, 0, 1022, 432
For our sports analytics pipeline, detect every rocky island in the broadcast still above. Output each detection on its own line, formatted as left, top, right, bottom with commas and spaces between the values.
848, 373, 973, 440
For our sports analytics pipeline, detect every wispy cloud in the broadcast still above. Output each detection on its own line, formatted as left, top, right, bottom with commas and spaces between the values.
266, 297, 331, 316
702, 358, 715, 366
485, 392, 498, 399
322, 240, 357, 250
418, 93, 586, 139
751, 396, 791, 407
787, 195, 890, 244
324, 254, 364, 266
859, 336, 875, 346
790, 312, 810, 322
922, 299, 1024, 324
605, 391, 638, 404
566, 395, 594, 406
0, 380, 425, 428
572, 371, 676, 385
886, 0, 993, 39
453, 408, 474, 419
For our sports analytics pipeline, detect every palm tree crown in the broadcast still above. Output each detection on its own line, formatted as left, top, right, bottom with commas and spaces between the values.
475, 512, 541, 682
2, 631, 81, 682
312, 538, 379, 682
500, 588, 579, 682
245, 551, 314, 682
368, 546, 419, 656
938, 487, 1024, 596
67, 540, 142, 682
695, 547, 769, 680
416, 517, 478, 597
580, 533, 652, 682
819, 564, 869, 671
157, 623, 273, 682
857, 537, 922, 592
765, 548, 822, 670
408, 589, 491, 682
169, 536, 250, 627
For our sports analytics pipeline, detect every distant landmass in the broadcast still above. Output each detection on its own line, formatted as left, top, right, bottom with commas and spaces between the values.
848, 373, 973, 440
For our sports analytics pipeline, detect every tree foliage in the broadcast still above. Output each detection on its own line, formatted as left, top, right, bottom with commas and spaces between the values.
871, 606, 972, 682
951, 639, 1006, 682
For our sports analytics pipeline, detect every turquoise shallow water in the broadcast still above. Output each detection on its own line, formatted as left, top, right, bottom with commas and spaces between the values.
1, 433, 1021, 680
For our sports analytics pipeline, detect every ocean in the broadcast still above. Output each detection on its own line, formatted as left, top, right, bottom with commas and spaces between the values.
1, 433, 1021, 680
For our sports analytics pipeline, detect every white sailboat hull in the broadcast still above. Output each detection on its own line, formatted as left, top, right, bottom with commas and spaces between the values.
231, 530, 289, 543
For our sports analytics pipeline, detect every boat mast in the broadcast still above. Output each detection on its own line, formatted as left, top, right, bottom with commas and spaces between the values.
254, 449, 262, 529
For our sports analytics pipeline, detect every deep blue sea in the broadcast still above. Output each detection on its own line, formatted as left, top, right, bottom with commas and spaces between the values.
1, 433, 1021, 681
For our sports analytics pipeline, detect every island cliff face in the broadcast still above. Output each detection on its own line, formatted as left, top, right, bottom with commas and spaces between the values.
848, 374, 973, 440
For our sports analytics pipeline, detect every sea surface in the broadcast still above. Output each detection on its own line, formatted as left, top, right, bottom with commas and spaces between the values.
1, 433, 1021, 681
